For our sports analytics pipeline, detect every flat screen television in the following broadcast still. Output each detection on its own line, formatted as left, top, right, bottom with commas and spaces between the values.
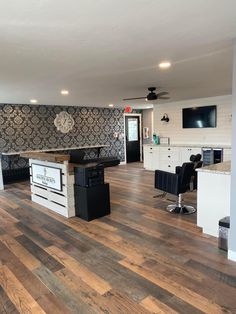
182, 105, 217, 128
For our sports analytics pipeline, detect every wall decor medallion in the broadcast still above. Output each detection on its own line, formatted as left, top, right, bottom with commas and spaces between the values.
54, 111, 75, 134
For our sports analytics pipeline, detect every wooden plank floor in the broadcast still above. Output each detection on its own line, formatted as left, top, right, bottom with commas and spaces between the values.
0, 162, 236, 313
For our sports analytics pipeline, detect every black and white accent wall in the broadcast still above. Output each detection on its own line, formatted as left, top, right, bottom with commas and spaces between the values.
0, 104, 131, 170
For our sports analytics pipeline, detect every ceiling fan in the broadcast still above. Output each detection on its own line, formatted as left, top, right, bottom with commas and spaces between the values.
123, 87, 170, 101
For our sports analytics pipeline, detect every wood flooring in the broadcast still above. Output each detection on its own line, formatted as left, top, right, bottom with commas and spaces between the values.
0, 162, 236, 313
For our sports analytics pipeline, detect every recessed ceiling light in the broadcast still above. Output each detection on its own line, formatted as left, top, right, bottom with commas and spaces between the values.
61, 90, 69, 95
108, 104, 114, 107
30, 99, 37, 104
158, 61, 171, 69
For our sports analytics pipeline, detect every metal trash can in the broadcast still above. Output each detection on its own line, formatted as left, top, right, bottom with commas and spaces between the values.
218, 216, 230, 251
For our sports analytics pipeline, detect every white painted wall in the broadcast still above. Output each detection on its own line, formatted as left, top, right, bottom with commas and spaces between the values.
229, 39, 236, 262
142, 109, 153, 144
153, 95, 232, 145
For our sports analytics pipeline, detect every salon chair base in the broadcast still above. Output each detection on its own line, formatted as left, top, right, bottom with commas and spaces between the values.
167, 204, 196, 215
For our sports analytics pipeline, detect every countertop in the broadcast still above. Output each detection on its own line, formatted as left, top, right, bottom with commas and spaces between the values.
196, 161, 231, 175
20, 152, 70, 163
143, 144, 231, 149
1, 144, 109, 156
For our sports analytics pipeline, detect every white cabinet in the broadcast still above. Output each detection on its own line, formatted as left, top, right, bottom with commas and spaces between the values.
159, 147, 180, 173
223, 148, 231, 161
143, 146, 153, 169
143, 144, 230, 172
143, 145, 160, 171
180, 147, 202, 163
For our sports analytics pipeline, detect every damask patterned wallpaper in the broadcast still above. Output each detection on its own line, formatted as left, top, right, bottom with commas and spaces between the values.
0, 104, 128, 170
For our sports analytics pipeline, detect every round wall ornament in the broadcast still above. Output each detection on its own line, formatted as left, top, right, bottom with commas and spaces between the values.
54, 111, 75, 134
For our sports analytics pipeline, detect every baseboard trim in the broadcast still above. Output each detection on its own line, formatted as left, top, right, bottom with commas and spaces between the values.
119, 161, 126, 165
228, 250, 236, 262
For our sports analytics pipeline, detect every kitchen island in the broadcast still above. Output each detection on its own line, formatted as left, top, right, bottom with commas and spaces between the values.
196, 161, 231, 237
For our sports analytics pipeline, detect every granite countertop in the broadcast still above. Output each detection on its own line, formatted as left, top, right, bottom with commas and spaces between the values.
196, 161, 231, 175
144, 144, 231, 149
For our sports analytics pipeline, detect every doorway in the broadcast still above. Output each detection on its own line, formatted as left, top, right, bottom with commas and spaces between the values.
125, 115, 142, 163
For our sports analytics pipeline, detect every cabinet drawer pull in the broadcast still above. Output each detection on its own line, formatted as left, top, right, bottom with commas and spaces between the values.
168, 165, 171, 167
168, 148, 171, 150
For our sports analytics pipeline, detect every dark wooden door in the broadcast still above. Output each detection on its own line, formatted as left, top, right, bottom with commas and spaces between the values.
125, 116, 140, 163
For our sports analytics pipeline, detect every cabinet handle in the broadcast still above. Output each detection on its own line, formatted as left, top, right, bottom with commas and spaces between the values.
168, 155, 171, 158
168, 165, 171, 167
168, 148, 171, 150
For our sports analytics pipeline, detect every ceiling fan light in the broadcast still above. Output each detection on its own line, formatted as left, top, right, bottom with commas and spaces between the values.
147, 93, 157, 101
159, 61, 171, 69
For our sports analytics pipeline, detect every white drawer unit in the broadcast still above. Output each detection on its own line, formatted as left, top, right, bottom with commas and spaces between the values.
143, 144, 230, 172
143, 145, 160, 171
180, 147, 202, 163
223, 148, 232, 162
160, 147, 180, 162
143, 145, 153, 169
159, 161, 177, 173
144, 145, 181, 172
159, 147, 180, 173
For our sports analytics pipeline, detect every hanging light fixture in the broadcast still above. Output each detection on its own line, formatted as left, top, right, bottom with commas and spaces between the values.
161, 113, 169, 122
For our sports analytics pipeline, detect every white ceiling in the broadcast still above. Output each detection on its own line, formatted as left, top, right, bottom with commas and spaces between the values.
0, 0, 236, 108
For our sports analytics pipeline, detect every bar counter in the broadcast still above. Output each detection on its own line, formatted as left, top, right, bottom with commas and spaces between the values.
21, 152, 75, 218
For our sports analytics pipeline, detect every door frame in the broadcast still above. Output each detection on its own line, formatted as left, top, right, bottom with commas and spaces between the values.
123, 113, 143, 164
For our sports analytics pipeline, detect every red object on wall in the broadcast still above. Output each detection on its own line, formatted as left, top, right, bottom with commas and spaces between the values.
124, 106, 132, 113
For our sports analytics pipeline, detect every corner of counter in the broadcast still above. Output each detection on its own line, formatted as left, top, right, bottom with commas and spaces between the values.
228, 250, 236, 262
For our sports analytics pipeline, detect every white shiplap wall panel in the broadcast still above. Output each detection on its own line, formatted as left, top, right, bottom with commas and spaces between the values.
153, 95, 232, 145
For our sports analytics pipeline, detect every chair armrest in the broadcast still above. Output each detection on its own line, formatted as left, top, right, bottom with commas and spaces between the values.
155, 170, 180, 196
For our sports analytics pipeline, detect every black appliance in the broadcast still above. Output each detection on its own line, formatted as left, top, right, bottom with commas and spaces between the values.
182, 105, 217, 128
74, 183, 110, 221
202, 148, 223, 166
74, 163, 104, 187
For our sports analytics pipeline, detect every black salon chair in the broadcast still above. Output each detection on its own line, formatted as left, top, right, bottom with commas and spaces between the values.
155, 162, 196, 214
175, 154, 203, 190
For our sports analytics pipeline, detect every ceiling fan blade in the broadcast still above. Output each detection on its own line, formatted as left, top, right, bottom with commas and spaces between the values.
159, 96, 170, 100
123, 97, 147, 101
157, 91, 168, 97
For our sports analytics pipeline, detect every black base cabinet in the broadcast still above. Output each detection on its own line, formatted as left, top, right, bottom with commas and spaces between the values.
74, 183, 110, 221
3, 167, 30, 184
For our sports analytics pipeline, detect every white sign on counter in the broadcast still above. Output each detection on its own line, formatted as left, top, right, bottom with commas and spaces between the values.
31, 163, 62, 191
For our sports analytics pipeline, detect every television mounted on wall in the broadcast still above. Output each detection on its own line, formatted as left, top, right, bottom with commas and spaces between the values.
182, 105, 217, 128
